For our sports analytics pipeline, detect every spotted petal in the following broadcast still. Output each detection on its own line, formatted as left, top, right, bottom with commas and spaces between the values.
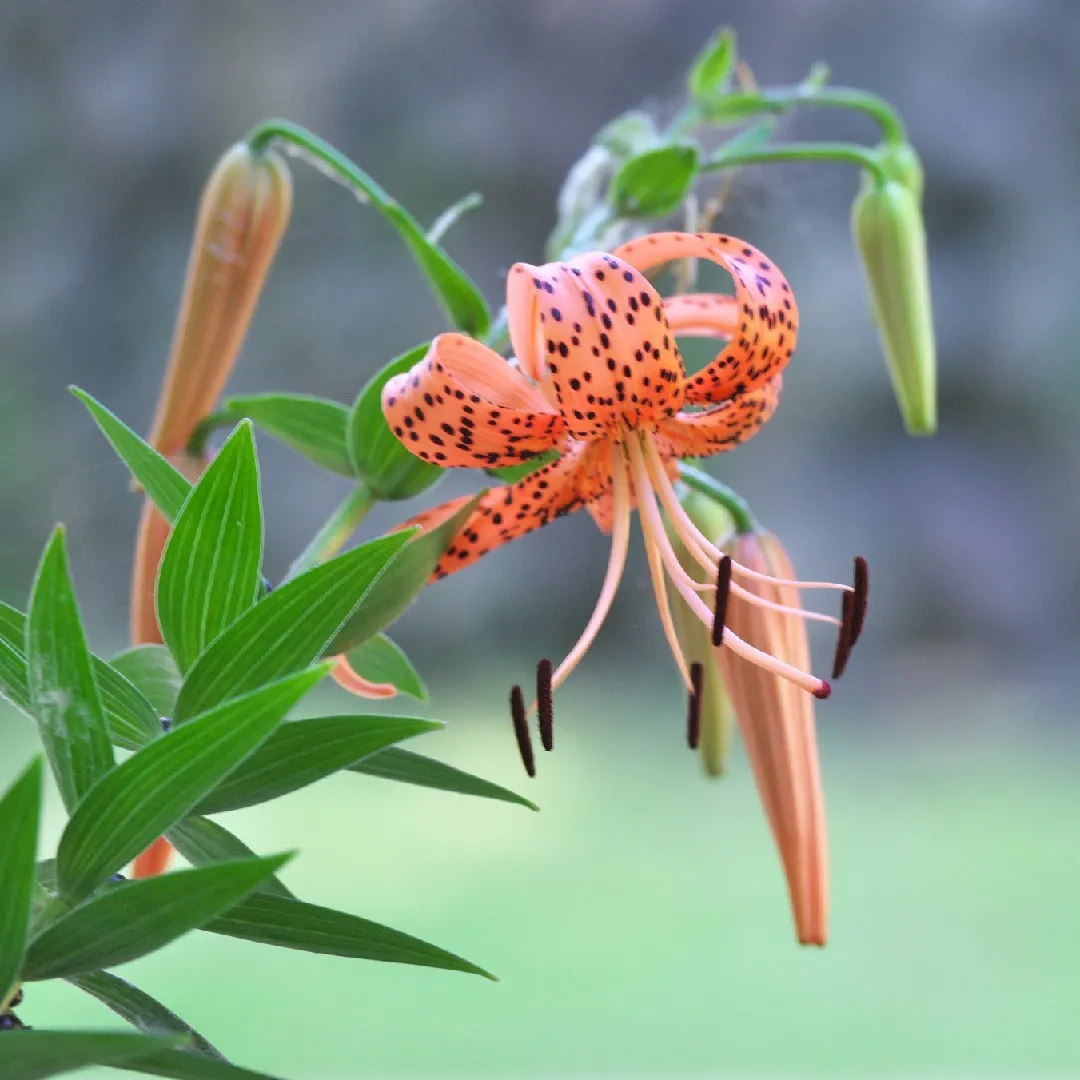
614, 232, 798, 404
658, 376, 783, 458
382, 333, 565, 468
506, 254, 686, 439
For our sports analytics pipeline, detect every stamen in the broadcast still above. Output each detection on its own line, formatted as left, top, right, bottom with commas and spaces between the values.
711, 555, 732, 646
536, 658, 554, 751
686, 662, 704, 750
550, 453, 633, 692
510, 685, 535, 777
831, 590, 855, 680
849, 556, 869, 645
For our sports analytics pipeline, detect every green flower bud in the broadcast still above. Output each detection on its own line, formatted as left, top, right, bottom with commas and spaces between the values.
664, 487, 737, 778
851, 148, 937, 435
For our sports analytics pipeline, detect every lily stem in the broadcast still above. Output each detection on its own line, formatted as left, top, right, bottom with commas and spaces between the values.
285, 480, 375, 581
701, 141, 887, 185
677, 462, 758, 535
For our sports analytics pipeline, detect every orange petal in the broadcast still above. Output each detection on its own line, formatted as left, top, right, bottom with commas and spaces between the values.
657, 375, 783, 458
662, 293, 738, 337
506, 255, 686, 438
614, 232, 798, 404
132, 835, 174, 879
429, 444, 599, 579
382, 333, 564, 469
330, 656, 399, 699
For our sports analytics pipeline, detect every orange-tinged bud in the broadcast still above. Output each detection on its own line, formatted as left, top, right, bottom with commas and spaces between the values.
852, 146, 936, 436
147, 141, 293, 457
716, 530, 829, 946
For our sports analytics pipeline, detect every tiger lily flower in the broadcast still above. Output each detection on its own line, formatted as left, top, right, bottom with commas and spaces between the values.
379, 231, 853, 703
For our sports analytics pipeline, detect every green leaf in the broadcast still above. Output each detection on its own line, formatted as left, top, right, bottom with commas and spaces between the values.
66, 970, 222, 1060
325, 496, 481, 655
696, 91, 776, 126
484, 447, 560, 484
172, 532, 410, 724
55, 667, 326, 902
26, 528, 115, 810
109, 646, 181, 720
342, 634, 427, 700
352, 747, 539, 811
224, 393, 354, 477
72, 388, 191, 522
194, 714, 440, 814
166, 818, 293, 899
25, 856, 291, 981
203, 893, 494, 979
0, 1031, 182, 1080
156, 423, 264, 673
687, 26, 737, 103
0, 602, 161, 752
0, 757, 42, 1005
347, 343, 446, 501
113, 1049, 288, 1080
594, 110, 660, 158
709, 117, 778, 164
609, 143, 700, 218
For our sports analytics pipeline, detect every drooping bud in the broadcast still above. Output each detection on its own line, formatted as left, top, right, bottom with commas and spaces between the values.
851, 144, 936, 435
131, 141, 291, 880
718, 530, 828, 946
148, 141, 293, 457
664, 488, 737, 778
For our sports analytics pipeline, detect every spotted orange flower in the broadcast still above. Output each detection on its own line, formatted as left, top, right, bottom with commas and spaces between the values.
376, 231, 852, 706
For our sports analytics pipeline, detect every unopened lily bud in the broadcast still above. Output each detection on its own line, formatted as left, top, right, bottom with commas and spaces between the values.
664, 488, 737, 778
851, 146, 936, 435
148, 141, 293, 457
718, 530, 828, 946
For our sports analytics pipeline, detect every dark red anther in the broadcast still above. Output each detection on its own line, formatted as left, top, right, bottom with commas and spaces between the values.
536, 658, 554, 751
711, 555, 733, 647
831, 590, 855, 680
509, 685, 535, 777
686, 662, 704, 750
849, 556, 869, 645
812, 680, 832, 701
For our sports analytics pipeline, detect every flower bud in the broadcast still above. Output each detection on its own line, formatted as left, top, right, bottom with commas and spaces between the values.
147, 141, 293, 457
664, 488, 737, 778
851, 147, 936, 435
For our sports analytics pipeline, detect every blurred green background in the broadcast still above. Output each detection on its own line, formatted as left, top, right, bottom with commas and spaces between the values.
2, 1, 1079, 1076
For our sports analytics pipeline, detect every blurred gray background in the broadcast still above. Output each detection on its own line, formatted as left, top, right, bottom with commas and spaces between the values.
2, 1, 1079, 1076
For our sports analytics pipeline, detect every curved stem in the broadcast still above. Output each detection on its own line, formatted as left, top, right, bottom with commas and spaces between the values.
677, 463, 758, 535
792, 86, 907, 145
285, 480, 374, 581
702, 141, 887, 185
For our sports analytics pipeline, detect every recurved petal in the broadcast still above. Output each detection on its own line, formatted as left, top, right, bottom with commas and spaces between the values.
662, 293, 739, 336
426, 444, 600, 579
658, 375, 782, 458
382, 333, 565, 469
614, 232, 798, 404
330, 658, 398, 699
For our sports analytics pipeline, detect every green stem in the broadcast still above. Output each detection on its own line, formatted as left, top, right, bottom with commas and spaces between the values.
701, 141, 887, 184
788, 86, 907, 144
678, 463, 757, 535
285, 481, 375, 580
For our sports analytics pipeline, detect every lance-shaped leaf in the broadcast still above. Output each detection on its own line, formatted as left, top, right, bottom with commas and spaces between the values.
347, 343, 446, 501
224, 393, 354, 477
113, 1048, 289, 1080
25, 855, 291, 981
157, 423, 264, 673
609, 143, 700, 218
26, 528, 115, 810
203, 893, 494, 979
73, 388, 191, 521
687, 26, 737, 102
193, 714, 440, 814
0, 602, 161, 751
342, 634, 426, 700
351, 747, 538, 810
167, 817, 293, 899
55, 666, 327, 902
66, 970, 222, 1060
0, 1032, 184, 1080
0, 757, 42, 1006
110, 645, 181, 720
173, 532, 410, 724
325, 496, 480, 655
